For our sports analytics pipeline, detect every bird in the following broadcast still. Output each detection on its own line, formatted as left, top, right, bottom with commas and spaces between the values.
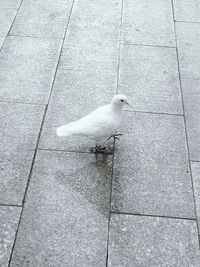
56, 94, 130, 153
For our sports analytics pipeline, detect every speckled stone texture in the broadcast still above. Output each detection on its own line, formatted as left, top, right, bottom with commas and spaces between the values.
0, 103, 45, 204
0, 206, 21, 267
10, 150, 112, 267
191, 162, 200, 237
173, 0, 200, 22
0, 0, 21, 9
0, 38, 5, 49
122, 0, 175, 46
39, 68, 116, 151
9, 0, 73, 38
119, 45, 182, 114
111, 111, 195, 218
0, 36, 62, 104
176, 23, 200, 161
108, 214, 200, 267
0, 9, 17, 38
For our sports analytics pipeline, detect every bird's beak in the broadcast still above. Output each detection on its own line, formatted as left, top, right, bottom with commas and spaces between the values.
124, 100, 133, 110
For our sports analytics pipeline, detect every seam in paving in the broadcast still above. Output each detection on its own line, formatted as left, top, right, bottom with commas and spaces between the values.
0, 0, 24, 53
171, 0, 200, 249
8, 33, 64, 40
0, 203, 22, 208
38, 147, 112, 155
124, 109, 184, 117
0, 100, 46, 106
175, 20, 200, 24
111, 211, 196, 221
106, 1, 124, 266
191, 160, 200, 163
8, 0, 76, 265
121, 43, 176, 49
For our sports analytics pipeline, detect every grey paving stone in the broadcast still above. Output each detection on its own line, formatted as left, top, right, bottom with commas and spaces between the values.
119, 45, 183, 114
10, 0, 73, 38
122, 0, 175, 46
176, 23, 200, 161
173, 0, 200, 22
0, 9, 17, 38
0, 103, 45, 205
39, 68, 116, 151
73, 0, 121, 17
0, 0, 21, 9
108, 214, 200, 267
59, 4, 120, 71
0, 36, 62, 104
0, 37, 5, 49
111, 111, 195, 218
10, 150, 112, 267
0, 206, 21, 267
191, 161, 200, 237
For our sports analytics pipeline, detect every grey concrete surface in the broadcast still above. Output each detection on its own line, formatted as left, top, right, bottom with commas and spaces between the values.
0, 206, 21, 267
119, 45, 183, 114
176, 22, 200, 161
10, 151, 112, 267
108, 214, 200, 267
191, 161, 200, 237
111, 111, 195, 218
9, 0, 73, 38
0, 9, 17, 38
173, 0, 200, 23
122, 0, 175, 46
1, 0, 200, 266
0, 103, 45, 205
0, 36, 62, 104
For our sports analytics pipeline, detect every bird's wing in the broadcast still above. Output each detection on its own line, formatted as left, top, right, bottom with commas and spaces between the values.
57, 104, 119, 139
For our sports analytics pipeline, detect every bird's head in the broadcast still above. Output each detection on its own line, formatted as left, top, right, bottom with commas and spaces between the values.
111, 94, 130, 108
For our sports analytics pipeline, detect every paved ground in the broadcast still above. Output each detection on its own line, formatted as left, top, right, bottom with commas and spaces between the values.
0, 0, 200, 266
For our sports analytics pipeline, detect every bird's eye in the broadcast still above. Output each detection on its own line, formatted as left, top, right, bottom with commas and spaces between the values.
121, 99, 124, 102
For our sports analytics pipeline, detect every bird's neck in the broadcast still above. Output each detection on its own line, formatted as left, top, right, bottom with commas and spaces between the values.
110, 103, 123, 113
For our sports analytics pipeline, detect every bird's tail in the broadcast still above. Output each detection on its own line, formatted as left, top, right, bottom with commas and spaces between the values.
56, 125, 72, 137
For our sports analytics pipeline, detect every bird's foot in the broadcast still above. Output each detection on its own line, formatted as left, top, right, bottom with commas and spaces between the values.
90, 145, 113, 155
107, 133, 123, 141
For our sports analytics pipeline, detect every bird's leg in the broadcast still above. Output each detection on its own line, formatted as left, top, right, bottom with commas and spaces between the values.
90, 145, 106, 154
107, 131, 123, 141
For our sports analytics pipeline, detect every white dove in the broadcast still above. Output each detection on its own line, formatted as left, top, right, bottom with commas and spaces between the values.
56, 94, 130, 153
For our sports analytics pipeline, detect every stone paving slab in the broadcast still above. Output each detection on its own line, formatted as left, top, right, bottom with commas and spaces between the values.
122, 0, 175, 47
0, 0, 21, 9
173, 0, 200, 22
9, 0, 73, 38
59, 2, 120, 71
39, 68, 116, 151
108, 214, 200, 267
0, 36, 62, 104
176, 23, 200, 161
0, 102, 45, 205
0, 9, 17, 38
0, 206, 21, 267
119, 45, 183, 114
10, 150, 112, 267
191, 161, 200, 237
0, 37, 5, 49
111, 111, 195, 218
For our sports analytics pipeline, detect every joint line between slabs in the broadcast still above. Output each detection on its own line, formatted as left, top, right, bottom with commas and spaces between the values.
171, 0, 200, 249
106, 1, 124, 266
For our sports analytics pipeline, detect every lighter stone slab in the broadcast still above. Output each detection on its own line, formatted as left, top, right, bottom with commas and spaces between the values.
119, 45, 182, 114
111, 111, 195, 218
0, 103, 45, 205
173, 0, 200, 22
0, 9, 17, 38
0, 206, 21, 267
10, 150, 112, 267
0, 36, 62, 104
191, 161, 200, 238
0, 0, 21, 9
108, 214, 200, 267
122, 0, 175, 46
59, 3, 120, 71
10, 0, 73, 38
176, 23, 200, 161
39, 68, 116, 151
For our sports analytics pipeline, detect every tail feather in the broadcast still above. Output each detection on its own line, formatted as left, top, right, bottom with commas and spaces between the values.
56, 125, 72, 137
